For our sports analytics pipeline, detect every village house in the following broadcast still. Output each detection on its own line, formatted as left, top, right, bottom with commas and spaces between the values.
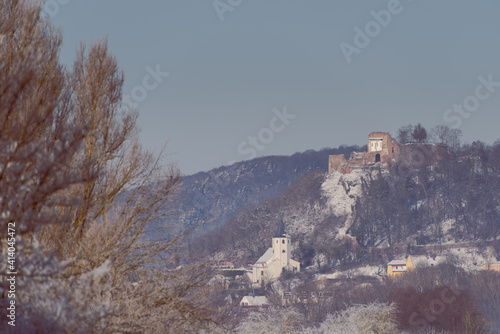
387, 255, 445, 278
483, 262, 500, 272
239, 296, 268, 307
250, 222, 300, 285
387, 258, 410, 278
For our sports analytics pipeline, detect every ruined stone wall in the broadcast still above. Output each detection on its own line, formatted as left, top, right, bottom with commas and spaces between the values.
329, 132, 401, 174
328, 132, 448, 175
398, 143, 449, 169
328, 154, 347, 174
367, 132, 400, 163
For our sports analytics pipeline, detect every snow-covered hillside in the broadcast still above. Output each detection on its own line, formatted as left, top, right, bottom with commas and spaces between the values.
322, 169, 368, 217
196, 142, 500, 275
154, 146, 363, 236
320, 168, 386, 239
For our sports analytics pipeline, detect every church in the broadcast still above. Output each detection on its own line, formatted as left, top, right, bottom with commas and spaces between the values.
251, 222, 301, 285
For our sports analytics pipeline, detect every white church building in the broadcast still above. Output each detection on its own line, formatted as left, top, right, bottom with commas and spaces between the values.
251, 222, 300, 285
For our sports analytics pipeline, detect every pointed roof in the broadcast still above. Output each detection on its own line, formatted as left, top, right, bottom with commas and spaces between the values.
387, 259, 407, 266
273, 219, 286, 238
240, 296, 268, 306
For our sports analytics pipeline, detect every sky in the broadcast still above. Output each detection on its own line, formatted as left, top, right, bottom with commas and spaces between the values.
48, 0, 500, 175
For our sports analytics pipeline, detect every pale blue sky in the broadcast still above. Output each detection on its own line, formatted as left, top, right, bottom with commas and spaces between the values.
49, 0, 500, 175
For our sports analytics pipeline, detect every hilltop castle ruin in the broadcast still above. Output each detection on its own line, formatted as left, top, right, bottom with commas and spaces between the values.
329, 131, 448, 174
329, 132, 400, 174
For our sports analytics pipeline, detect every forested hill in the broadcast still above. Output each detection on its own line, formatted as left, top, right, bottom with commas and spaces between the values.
193, 141, 500, 267
163, 145, 364, 235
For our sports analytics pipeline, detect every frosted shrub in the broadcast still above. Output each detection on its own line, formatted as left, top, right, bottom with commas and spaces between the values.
235, 303, 397, 334
236, 307, 305, 334
0, 240, 111, 333
314, 302, 397, 334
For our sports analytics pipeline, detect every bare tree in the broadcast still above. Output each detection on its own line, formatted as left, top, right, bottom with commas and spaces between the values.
429, 125, 450, 145
0, 0, 85, 238
448, 128, 463, 151
0, 1, 222, 332
429, 125, 462, 150
397, 125, 413, 144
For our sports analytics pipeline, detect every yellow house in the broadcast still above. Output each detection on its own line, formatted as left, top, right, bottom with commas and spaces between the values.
387, 256, 414, 278
483, 262, 500, 272
387, 255, 445, 278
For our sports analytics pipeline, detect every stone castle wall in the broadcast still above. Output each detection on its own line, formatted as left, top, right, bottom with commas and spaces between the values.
328, 154, 347, 174
329, 132, 400, 174
328, 132, 449, 175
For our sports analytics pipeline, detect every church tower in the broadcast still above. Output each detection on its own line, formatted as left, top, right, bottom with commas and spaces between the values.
250, 219, 301, 284
272, 220, 291, 271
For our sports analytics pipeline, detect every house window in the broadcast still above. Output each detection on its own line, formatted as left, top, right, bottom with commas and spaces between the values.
282, 239, 285, 244
276, 240, 278, 244
261, 271, 264, 276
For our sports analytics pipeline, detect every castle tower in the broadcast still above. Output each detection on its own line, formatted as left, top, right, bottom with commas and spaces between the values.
272, 220, 291, 270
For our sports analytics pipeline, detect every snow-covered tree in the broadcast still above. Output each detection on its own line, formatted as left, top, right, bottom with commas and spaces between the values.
236, 303, 397, 334
236, 307, 306, 334
314, 303, 397, 334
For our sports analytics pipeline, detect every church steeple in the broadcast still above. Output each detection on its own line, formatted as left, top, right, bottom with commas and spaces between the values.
272, 218, 290, 270
274, 219, 286, 238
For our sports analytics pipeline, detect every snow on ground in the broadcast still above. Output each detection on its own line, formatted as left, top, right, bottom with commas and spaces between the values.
312, 246, 498, 282
321, 170, 365, 217
440, 219, 455, 243
446, 246, 498, 271
316, 265, 383, 280
419, 218, 459, 245
385, 247, 497, 273
287, 209, 318, 237
321, 168, 383, 238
